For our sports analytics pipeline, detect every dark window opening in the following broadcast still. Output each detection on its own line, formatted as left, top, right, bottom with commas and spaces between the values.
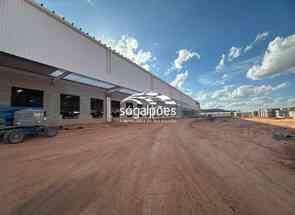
125, 102, 134, 117
11, 87, 43, 108
111, 101, 121, 118
91, 98, 103, 118
126, 102, 133, 108
60, 94, 80, 119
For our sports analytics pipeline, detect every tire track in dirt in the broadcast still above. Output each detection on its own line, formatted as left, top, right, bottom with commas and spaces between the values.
6, 124, 164, 215
178, 119, 295, 215
1, 126, 148, 203
1, 120, 295, 215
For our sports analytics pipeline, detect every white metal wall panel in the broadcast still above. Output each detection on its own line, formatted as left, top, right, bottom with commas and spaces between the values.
110, 54, 151, 92
0, 0, 108, 81
171, 87, 182, 102
153, 78, 170, 97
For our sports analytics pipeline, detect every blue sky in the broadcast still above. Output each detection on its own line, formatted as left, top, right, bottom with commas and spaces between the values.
37, 0, 295, 111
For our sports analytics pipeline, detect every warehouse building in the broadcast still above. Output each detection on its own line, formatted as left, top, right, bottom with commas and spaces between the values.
0, 0, 200, 125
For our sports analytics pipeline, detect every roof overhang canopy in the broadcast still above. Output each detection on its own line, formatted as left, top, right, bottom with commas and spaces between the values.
0, 52, 138, 95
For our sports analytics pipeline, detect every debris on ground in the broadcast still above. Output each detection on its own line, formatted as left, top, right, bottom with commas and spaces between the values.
273, 131, 295, 142
63, 125, 85, 130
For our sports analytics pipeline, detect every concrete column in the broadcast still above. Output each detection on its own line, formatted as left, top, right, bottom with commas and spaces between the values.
104, 94, 112, 122
80, 96, 91, 121
0, 75, 11, 106
44, 90, 60, 126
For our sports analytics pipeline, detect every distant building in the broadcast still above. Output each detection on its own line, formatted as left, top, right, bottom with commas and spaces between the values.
200, 109, 233, 118
253, 111, 259, 117
288, 107, 295, 119
275, 108, 289, 119
289, 111, 295, 119
240, 112, 252, 118
254, 107, 295, 119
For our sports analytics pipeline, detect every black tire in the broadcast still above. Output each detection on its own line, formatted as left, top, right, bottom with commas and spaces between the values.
4, 129, 25, 144
44, 127, 58, 137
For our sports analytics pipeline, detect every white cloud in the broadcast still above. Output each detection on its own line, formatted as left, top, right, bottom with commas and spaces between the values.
194, 90, 211, 102
287, 98, 295, 106
173, 49, 200, 70
214, 74, 228, 85
197, 77, 211, 85
86, 0, 94, 6
256, 31, 269, 41
182, 88, 193, 96
222, 74, 228, 79
216, 54, 225, 71
197, 73, 228, 86
102, 35, 154, 71
228, 47, 242, 61
200, 56, 260, 88
195, 83, 288, 111
215, 32, 267, 74
215, 54, 260, 77
212, 83, 287, 99
247, 33, 295, 80
244, 46, 252, 54
196, 93, 294, 111
211, 85, 235, 99
170, 71, 188, 88
231, 83, 287, 98
244, 32, 269, 53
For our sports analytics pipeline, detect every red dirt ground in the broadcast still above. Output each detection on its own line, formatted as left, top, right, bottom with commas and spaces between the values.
244, 117, 295, 129
0, 119, 295, 215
